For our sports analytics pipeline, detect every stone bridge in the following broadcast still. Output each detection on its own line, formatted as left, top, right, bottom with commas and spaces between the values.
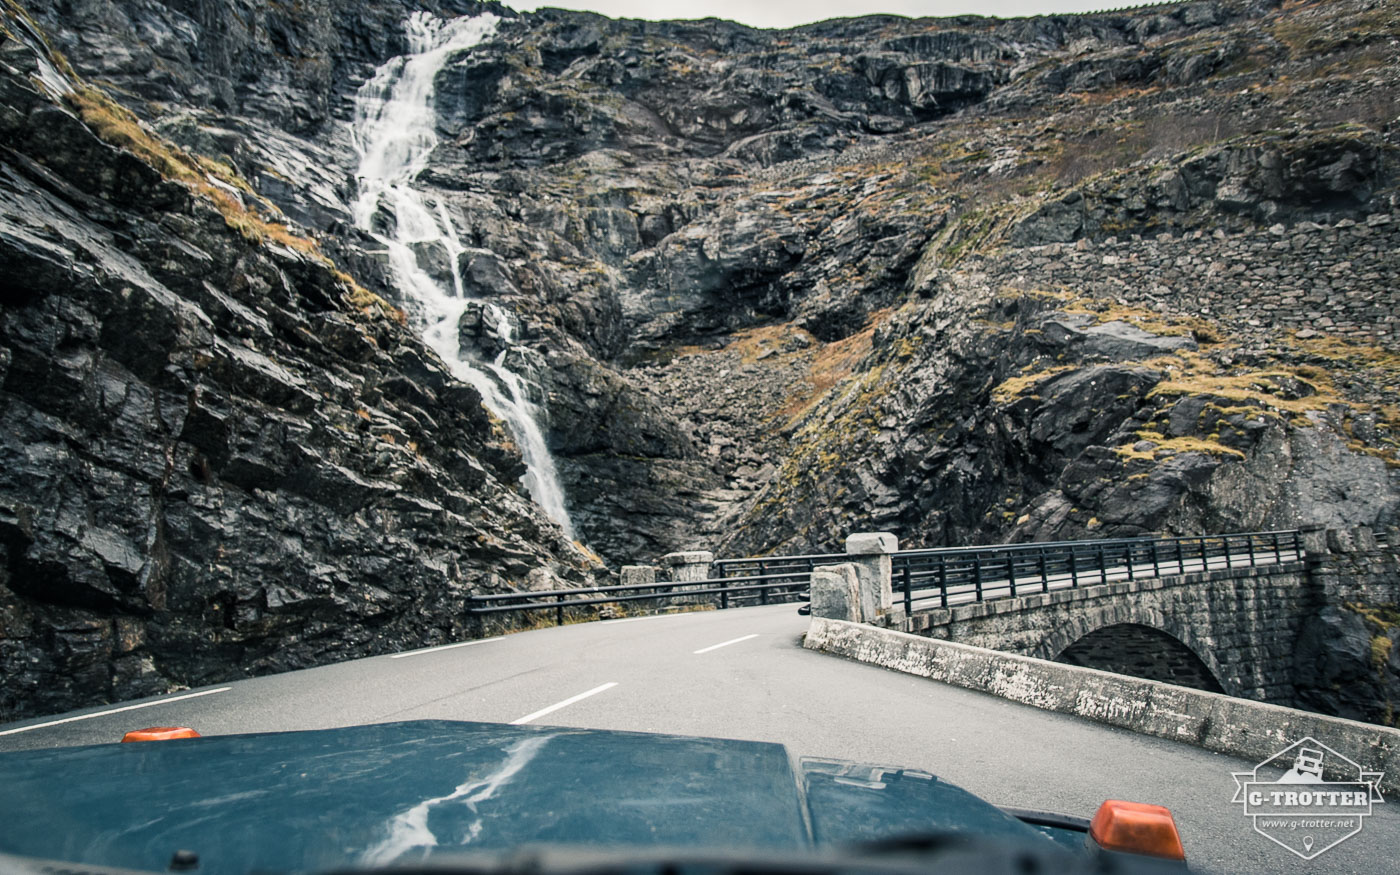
898, 563, 1306, 701
809, 526, 1400, 709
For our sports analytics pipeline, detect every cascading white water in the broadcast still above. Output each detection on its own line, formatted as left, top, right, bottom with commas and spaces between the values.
350, 12, 575, 538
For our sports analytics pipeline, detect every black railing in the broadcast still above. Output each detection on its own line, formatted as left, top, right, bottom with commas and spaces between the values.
466, 571, 809, 626
711, 553, 834, 579
891, 530, 1303, 614
466, 530, 1303, 626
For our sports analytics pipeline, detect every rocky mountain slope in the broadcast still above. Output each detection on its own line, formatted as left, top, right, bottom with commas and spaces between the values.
0, 0, 602, 719
2, 0, 1398, 720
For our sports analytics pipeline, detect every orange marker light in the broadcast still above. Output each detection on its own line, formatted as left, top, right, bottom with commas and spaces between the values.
121, 726, 201, 743
1089, 799, 1186, 861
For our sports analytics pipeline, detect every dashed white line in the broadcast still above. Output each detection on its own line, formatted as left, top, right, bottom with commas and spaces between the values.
389, 637, 504, 659
0, 687, 232, 736
693, 633, 759, 654
510, 682, 618, 725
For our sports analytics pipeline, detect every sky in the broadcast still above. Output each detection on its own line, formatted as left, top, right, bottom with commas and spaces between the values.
506, 1, 1150, 30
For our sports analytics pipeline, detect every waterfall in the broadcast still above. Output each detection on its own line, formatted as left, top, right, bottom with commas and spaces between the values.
349, 12, 575, 538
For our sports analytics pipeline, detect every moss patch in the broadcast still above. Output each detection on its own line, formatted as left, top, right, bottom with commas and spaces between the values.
991, 364, 1079, 404
1113, 432, 1246, 462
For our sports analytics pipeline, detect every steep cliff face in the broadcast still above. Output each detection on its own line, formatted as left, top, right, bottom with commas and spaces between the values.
0, 3, 600, 720
3, 0, 1399, 719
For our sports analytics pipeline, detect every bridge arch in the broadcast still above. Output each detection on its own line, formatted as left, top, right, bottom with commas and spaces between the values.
1029, 603, 1230, 696
1052, 624, 1225, 693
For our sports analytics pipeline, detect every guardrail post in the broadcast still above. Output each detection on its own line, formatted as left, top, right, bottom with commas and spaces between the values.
618, 565, 659, 615
662, 551, 715, 583
620, 565, 658, 588
1299, 525, 1326, 562
661, 550, 716, 607
1039, 548, 1048, 593
846, 532, 897, 622
809, 564, 864, 622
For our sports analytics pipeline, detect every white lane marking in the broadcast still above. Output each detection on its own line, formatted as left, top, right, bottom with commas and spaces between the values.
693, 633, 759, 654
509, 682, 618, 725
0, 687, 232, 737
389, 636, 503, 659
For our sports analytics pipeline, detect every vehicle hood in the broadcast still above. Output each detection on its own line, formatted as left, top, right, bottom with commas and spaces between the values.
0, 720, 1048, 874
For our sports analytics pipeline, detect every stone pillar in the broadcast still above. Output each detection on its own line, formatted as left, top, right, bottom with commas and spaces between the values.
620, 565, 658, 587
1351, 526, 1378, 552
1326, 527, 1357, 554
661, 551, 714, 583
660, 551, 714, 607
845, 531, 897, 621
610, 565, 659, 618
809, 564, 863, 622
1299, 524, 1327, 565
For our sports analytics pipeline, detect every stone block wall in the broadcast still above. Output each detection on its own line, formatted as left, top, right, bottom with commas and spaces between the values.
806, 617, 1400, 795
964, 212, 1400, 347
1304, 524, 1400, 604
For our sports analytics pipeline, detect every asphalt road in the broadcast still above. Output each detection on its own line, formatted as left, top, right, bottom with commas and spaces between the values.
2, 603, 1394, 873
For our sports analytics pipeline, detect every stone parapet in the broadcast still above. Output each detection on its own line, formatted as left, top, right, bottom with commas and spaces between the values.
1303, 525, 1400, 604
805, 617, 1400, 795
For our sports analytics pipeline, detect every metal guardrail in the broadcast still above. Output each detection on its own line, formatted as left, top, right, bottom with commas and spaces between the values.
467, 530, 1303, 626
711, 553, 833, 578
892, 530, 1304, 614
466, 571, 809, 626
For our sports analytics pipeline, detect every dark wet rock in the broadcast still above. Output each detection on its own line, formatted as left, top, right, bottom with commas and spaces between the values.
1295, 604, 1400, 726
626, 209, 807, 341
458, 300, 518, 360
0, 24, 600, 721
1011, 192, 1087, 246
1022, 365, 1164, 461
1038, 315, 1198, 362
